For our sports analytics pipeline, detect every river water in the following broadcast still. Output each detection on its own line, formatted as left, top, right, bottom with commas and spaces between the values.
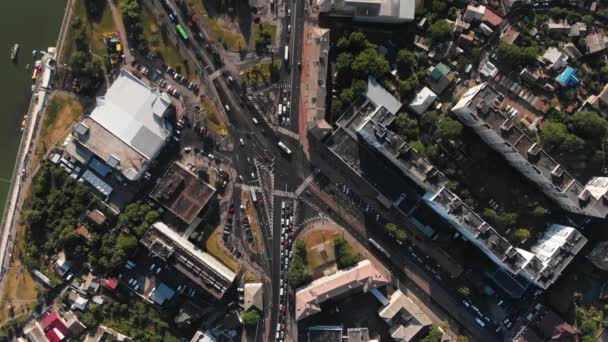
0, 0, 67, 219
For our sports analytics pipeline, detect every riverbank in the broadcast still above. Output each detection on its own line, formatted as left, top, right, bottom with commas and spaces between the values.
0, 0, 74, 325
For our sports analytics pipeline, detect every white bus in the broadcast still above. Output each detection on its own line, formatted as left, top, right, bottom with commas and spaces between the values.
284, 46, 289, 64
278, 141, 292, 156
368, 238, 390, 258
278, 104, 283, 116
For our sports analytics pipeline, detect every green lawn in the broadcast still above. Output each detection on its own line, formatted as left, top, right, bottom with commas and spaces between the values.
61, 0, 117, 63
251, 23, 277, 50
184, 0, 246, 51
140, 5, 196, 79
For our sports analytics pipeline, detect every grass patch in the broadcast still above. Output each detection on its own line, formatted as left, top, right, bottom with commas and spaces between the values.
244, 271, 259, 282
0, 220, 40, 325
200, 97, 227, 136
185, 0, 246, 51
242, 62, 281, 83
33, 95, 83, 170
243, 192, 262, 254
205, 230, 239, 272
61, 0, 117, 63
140, 6, 196, 80
251, 23, 277, 50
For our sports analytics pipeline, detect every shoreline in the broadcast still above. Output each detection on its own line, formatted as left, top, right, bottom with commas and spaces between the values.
0, 0, 74, 305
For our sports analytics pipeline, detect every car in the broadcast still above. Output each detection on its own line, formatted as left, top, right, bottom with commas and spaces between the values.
225, 104, 231, 112
228, 207, 235, 214
251, 172, 255, 179
208, 154, 215, 160
259, 199, 265, 206
239, 138, 245, 146
252, 117, 259, 125
238, 175, 244, 182
288, 25, 291, 33
184, 147, 192, 153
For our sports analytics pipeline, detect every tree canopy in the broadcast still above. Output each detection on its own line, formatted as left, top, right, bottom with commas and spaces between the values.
435, 118, 463, 141
495, 43, 540, 68
428, 20, 453, 40
241, 309, 261, 328
334, 236, 360, 269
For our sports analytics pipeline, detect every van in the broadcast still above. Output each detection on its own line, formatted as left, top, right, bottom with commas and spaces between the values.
280, 288, 284, 297
475, 318, 485, 327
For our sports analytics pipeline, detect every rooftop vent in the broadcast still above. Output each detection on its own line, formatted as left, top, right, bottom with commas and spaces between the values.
578, 189, 591, 205
476, 100, 491, 117
500, 120, 514, 135
527, 143, 542, 162
74, 122, 89, 137
551, 165, 565, 183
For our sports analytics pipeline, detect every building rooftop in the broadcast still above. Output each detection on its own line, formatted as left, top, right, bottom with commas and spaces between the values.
482, 8, 503, 27
346, 328, 370, 342
364, 76, 402, 115
150, 282, 175, 305
452, 83, 608, 219
72, 117, 149, 182
409, 87, 437, 115
295, 260, 389, 320
556, 66, 579, 87
90, 70, 172, 160
324, 0, 415, 21
425, 188, 587, 289
141, 222, 236, 298
308, 326, 343, 342
149, 162, 216, 224
243, 283, 263, 311
378, 289, 431, 342
585, 33, 606, 55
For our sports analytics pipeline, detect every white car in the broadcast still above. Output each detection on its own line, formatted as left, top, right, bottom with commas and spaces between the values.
239, 138, 245, 146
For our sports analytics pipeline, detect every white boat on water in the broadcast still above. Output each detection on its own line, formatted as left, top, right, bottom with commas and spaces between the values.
10, 43, 19, 61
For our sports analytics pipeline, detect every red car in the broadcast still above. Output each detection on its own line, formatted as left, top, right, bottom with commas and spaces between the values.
282, 306, 286, 314
259, 199, 265, 206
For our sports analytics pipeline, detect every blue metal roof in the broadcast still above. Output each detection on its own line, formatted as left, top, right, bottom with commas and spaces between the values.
556, 66, 580, 87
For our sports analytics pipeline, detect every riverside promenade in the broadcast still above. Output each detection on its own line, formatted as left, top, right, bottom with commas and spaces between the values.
0, 0, 74, 304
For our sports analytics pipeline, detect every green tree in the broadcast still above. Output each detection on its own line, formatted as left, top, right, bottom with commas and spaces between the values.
395, 229, 408, 241
336, 52, 354, 74
435, 117, 463, 140
428, 20, 452, 40
570, 110, 608, 140
432, 0, 447, 13
337, 32, 373, 54
541, 121, 586, 155
395, 113, 420, 141
531, 205, 547, 217
351, 48, 389, 78
580, 319, 597, 336
385, 223, 398, 234
421, 326, 443, 342
458, 287, 471, 297
334, 236, 360, 269
396, 49, 417, 77
495, 43, 540, 68
241, 309, 261, 328
513, 229, 531, 243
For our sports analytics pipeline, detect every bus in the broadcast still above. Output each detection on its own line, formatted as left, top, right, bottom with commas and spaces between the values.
176, 24, 189, 41
278, 141, 292, 156
368, 238, 390, 258
278, 104, 283, 116
284, 46, 289, 64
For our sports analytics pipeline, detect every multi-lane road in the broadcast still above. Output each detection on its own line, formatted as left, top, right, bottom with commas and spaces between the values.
145, 1, 502, 341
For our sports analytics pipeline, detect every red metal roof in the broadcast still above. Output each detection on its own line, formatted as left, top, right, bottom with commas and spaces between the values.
103, 278, 118, 290
41, 311, 59, 329
483, 9, 503, 27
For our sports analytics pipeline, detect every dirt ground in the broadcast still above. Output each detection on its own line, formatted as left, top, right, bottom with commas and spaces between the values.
298, 219, 389, 280
32, 93, 83, 170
